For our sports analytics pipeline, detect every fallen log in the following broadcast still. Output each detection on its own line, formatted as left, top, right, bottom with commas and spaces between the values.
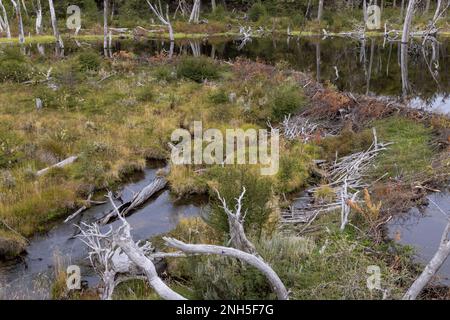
64, 194, 107, 223
99, 175, 167, 225
36, 156, 78, 177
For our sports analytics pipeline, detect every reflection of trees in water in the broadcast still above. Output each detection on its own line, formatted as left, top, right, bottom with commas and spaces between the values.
13, 36, 450, 105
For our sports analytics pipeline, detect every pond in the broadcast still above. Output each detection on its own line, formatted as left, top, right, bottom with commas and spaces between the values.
0, 35, 449, 299
5, 35, 449, 114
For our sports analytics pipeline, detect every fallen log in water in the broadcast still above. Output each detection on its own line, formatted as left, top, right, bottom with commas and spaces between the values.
99, 175, 167, 225
36, 156, 78, 177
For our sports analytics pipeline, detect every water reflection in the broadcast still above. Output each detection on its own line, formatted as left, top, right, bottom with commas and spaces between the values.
1, 36, 449, 113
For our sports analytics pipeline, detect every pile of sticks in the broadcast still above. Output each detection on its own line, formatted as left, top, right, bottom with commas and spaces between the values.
282, 129, 391, 227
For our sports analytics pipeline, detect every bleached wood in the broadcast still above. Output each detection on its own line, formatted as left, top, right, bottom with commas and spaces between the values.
48, 0, 64, 49
163, 237, 289, 300
36, 156, 78, 177
403, 202, 450, 300
100, 175, 167, 224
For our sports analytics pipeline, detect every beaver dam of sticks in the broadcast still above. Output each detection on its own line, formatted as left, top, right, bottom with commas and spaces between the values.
0, 37, 449, 300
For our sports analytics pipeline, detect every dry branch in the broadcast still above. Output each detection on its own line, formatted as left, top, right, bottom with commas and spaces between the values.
36, 156, 78, 177
100, 175, 167, 225
403, 202, 450, 300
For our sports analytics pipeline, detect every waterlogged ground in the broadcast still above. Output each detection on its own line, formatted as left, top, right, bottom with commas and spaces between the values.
8, 36, 449, 113
0, 35, 448, 300
0, 165, 205, 299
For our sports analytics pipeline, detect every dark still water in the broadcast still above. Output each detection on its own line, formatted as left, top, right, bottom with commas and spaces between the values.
4, 36, 449, 113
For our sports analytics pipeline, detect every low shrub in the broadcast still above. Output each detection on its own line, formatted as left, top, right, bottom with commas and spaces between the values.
248, 2, 267, 22
77, 51, 102, 72
206, 166, 273, 238
177, 56, 221, 83
270, 83, 307, 121
0, 48, 32, 83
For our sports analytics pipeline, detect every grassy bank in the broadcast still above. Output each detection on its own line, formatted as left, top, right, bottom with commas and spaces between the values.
1, 42, 448, 299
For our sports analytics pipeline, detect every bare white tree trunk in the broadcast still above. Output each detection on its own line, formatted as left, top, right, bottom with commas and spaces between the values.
363, 0, 368, 24
81, 188, 289, 300
211, 0, 216, 11
35, 0, 42, 35
432, 0, 442, 21
48, 0, 64, 48
215, 187, 258, 255
146, 0, 174, 57
404, 215, 450, 300
317, 0, 324, 21
402, 0, 416, 44
103, 0, 109, 53
10, 0, 24, 43
189, 0, 201, 23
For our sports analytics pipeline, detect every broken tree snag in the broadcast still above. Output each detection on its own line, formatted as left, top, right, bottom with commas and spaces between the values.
100, 175, 168, 225
48, 0, 64, 49
36, 156, 78, 177
215, 187, 258, 255
163, 237, 289, 300
403, 203, 450, 300
146, 0, 174, 57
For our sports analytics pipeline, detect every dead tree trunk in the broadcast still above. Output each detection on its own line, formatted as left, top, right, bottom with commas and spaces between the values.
11, 0, 24, 43
189, 0, 201, 23
211, 0, 216, 11
81, 188, 289, 300
48, 0, 64, 49
0, 0, 10, 38
404, 211, 450, 299
35, 0, 42, 35
317, 0, 324, 21
146, 0, 174, 55
433, 0, 442, 21
164, 237, 289, 300
402, 0, 416, 44
100, 175, 168, 224
103, 0, 109, 54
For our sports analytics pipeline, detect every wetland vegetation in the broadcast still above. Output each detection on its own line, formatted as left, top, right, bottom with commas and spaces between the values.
0, 0, 449, 301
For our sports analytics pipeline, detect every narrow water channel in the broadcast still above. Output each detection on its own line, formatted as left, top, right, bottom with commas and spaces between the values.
0, 165, 206, 299
388, 191, 450, 285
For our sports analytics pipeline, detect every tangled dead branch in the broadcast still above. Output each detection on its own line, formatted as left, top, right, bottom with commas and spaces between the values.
79, 188, 289, 300
282, 128, 391, 230
268, 114, 320, 142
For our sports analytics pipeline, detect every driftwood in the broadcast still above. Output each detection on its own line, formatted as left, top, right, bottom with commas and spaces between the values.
99, 175, 167, 225
36, 156, 78, 177
163, 237, 289, 300
282, 129, 391, 229
64, 194, 107, 223
403, 201, 450, 300
80, 188, 288, 300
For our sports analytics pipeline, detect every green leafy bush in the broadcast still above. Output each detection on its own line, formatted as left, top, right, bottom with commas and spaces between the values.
270, 84, 307, 121
177, 56, 220, 83
208, 88, 228, 104
206, 166, 272, 238
0, 48, 32, 83
77, 51, 102, 72
248, 2, 267, 22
